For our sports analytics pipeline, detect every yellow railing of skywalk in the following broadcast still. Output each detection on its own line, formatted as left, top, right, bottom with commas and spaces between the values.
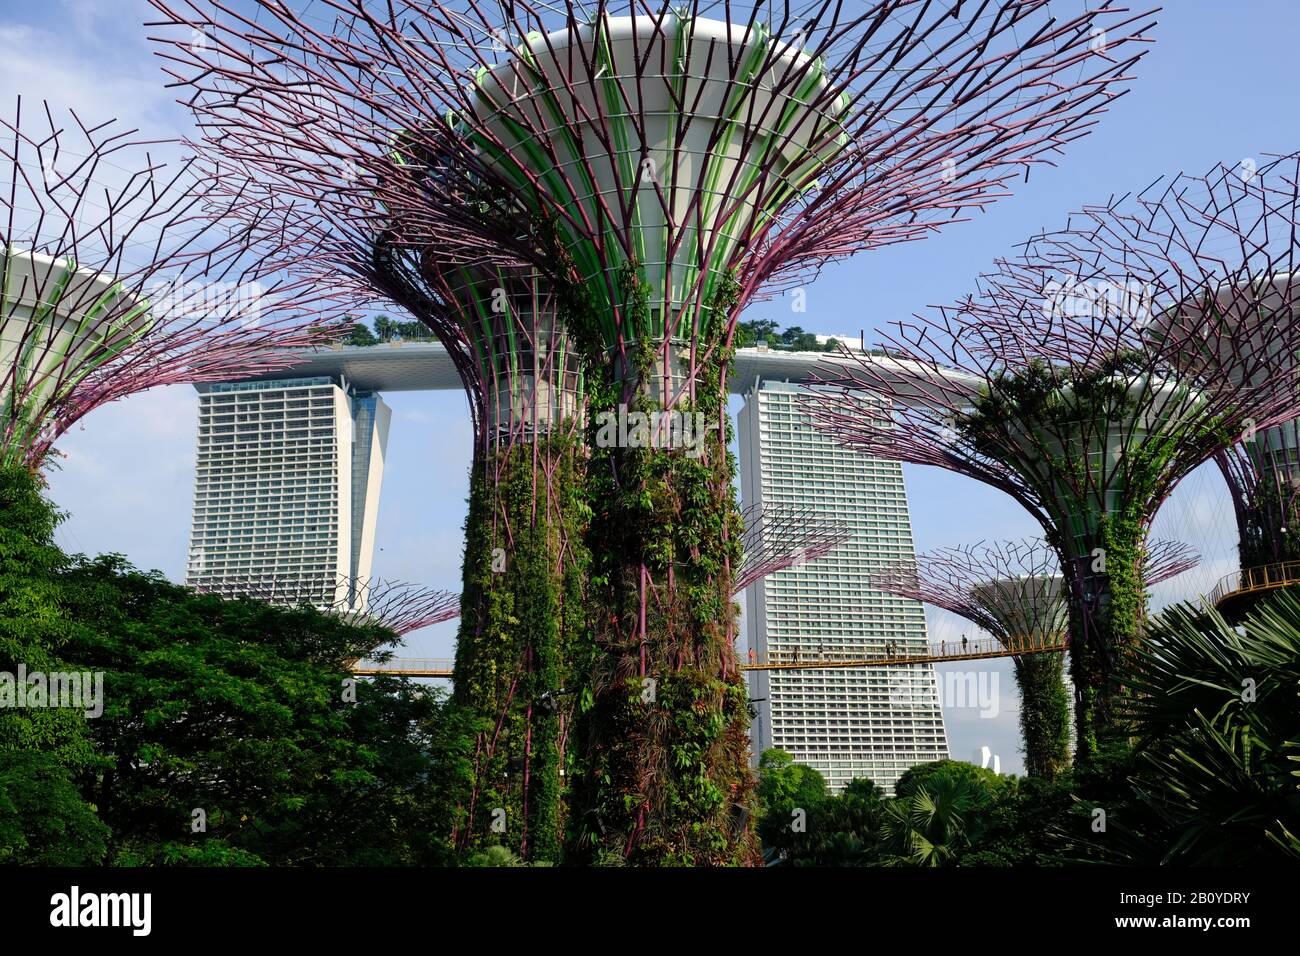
1208, 560, 1300, 609
349, 632, 1068, 679
350, 658, 454, 677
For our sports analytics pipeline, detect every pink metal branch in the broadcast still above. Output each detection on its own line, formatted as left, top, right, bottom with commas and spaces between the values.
805, 153, 1300, 565
0, 99, 349, 468
192, 573, 460, 635
143, 0, 1156, 411
338, 578, 462, 635
869, 537, 1197, 645
734, 501, 850, 594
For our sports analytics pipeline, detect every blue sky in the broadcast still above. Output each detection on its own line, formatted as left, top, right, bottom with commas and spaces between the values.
4, 0, 1297, 775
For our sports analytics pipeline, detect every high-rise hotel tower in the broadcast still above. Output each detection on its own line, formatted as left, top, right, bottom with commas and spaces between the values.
739, 379, 948, 793
185, 374, 390, 608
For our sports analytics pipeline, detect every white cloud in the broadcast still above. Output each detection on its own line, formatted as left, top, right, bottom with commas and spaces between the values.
0, 0, 191, 143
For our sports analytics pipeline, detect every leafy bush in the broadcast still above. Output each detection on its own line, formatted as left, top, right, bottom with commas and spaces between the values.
894, 760, 1006, 800
1097, 593, 1300, 863
1, 466, 473, 866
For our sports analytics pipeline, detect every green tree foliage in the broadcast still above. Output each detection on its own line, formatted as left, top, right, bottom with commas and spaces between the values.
463, 844, 554, 867
957, 774, 1080, 866
0, 751, 108, 865
879, 761, 1010, 866
894, 759, 1005, 799
889, 763, 1106, 867
756, 749, 828, 809
732, 319, 843, 351
341, 315, 435, 346
0, 466, 473, 866
755, 754, 893, 866
733, 319, 778, 348
754, 754, 1082, 867
755, 749, 828, 858
1089, 593, 1300, 863
346, 320, 379, 346
0, 466, 107, 863
882, 773, 994, 866
0, 469, 98, 765
372, 315, 434, 342
55, 557, 472, 865
791, 778, 887, 867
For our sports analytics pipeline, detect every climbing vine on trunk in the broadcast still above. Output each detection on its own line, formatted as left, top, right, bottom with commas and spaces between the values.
452, 433, 591, 863
564, 263, 758, 866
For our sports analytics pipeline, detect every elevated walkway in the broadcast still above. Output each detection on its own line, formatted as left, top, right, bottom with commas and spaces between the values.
1208, 561, 1300, 618
349, 632, 1067, 679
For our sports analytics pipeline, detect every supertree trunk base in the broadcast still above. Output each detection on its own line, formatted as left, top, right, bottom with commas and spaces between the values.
1063, 517, 1148, 765
567, 371, 758, 866
1013, 653, 1072, 780
452, 436, 589, 864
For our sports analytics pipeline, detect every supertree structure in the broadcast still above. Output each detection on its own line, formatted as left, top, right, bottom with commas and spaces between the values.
194, 574, 461, 636
869, 538, 1197, 778
147, 0, 1156, 864
1210, 276, 1300, 579
1217, 427, 1300, 571
369, 233, 590, 863
337, 578, 460, 634
734, 502, 849, 593
0, 101, 342, 471
167, 130, 592, 858
177, 126, 775, 860
808, 153, 1300, 762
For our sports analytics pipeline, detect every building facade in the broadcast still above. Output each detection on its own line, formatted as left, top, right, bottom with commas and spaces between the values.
185, 375, 390, 609
182, 344, 948, 790
739, 380, 948, 793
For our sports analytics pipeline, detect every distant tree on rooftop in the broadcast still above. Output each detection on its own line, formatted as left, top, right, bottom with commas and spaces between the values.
345, 321, 379, 346
734, 320, 842, 351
